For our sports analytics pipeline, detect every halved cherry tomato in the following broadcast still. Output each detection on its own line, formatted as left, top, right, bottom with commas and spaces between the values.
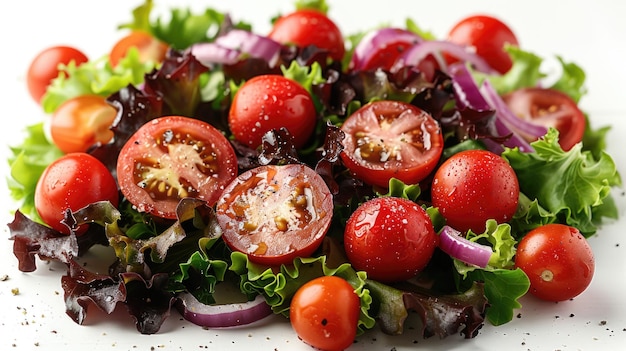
117, 116, 238, 219
268, 9, 345, 62
515, 224, 594, 302
447, 14, 519, 74
502, 87, 585, 151
290, 276, 360, 351
215, 164, 333, 267
34, 153, 119, 235
109, 31, 169, 67
228, 74, 317, 149
431, 149, 519, 233
27, 46, 89, 103
344, 196, 438, 283
339, 100, 444, 188
49, 95, 117, 153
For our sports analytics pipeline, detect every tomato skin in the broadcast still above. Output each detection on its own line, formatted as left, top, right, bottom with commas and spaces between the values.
27, 46, 89, 103
228, 75, 317, 149
109, 31, 169, 67
340, 100, 444, 188
515, 224, 595, 302
447, 15, 519, 74
502, 87, 586, 151
431, 149, 519, 233
290, 276, 360, 351
117, 116, 238, 219
344, 197, 438, 283
49, 95, 117, 153
34, 153, 119, 235
216, 164, 333, 267
269, 9, 345, 62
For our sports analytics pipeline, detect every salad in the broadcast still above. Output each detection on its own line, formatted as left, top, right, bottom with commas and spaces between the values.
2, 0, 624, 350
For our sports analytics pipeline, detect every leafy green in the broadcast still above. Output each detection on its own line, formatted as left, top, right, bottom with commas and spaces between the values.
377, 177, 422, 202
7, 123, 63, 222
503, 128, 621, 237
41, 48, 155, 113
405, 18, 437, 40
295, 0, 329, 13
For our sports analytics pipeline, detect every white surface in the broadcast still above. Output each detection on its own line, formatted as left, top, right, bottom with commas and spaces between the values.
1, 1, 625, 350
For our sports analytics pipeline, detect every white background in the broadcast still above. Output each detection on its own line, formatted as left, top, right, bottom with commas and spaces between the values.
0, 1, 625, 350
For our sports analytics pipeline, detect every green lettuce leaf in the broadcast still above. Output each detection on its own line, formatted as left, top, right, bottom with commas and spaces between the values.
503, 128, 621, 237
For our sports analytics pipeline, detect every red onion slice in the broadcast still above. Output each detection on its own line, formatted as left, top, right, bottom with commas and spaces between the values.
439, 225, 493, 268
350, 27, 422, 71
393, 40, 496, 74
176, 292, 272, 328
215, 29, 282, 67
190, 43, 242, 66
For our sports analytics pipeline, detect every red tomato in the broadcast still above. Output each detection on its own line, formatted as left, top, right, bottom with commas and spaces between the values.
27, 46, 89, 103
215, 164, 333, 267
343, 197, 438, 283
34, 153, 119, 235
515, 224, 595, 302
290, 276, 360, 351
502, 87, 585, 151
228, 75, 317, 149
447, 15, 519, 74
268, 9, 345, 62
339, 100, 444, 188
117, 116, 238, 219
431, 149, 519, 233
109, 31, 169, 67
49, 95, 117, 153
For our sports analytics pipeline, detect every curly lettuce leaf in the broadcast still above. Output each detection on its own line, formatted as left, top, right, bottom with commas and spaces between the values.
503, 128, 621, 237
41, 48, 155, 113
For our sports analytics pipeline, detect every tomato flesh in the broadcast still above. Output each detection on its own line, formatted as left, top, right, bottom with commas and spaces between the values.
34, 153, 119, 234
27, 46, 89, 103
431, 149, 519, 233
109, 31, 169, 67
340, 100, 443, 188
117, 116, 238, 219
290, 276, 360, 351
49, 95, 117, 153
515, 224, 595, 302
503, 87, 585, 151
269, 9, 345, 62
215, 164, 333, 267
344, 196, 438, 282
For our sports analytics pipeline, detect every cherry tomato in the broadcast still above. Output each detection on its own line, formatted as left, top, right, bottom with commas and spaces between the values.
447, 14, 519, 74
109, 31, 169, 67
351, 28, 420, 72
27, 46, 89, 103
502, 87, 585, 151
215, 164, 333, 267
228, 74, 317, 149
431, 149, 519, 233
515, 224, 595, 302
34, 153, 119, 235
49, 95, 118, 153
290, 276, 360, 351
268, 9, 345, 62
343, 196, 438, 283
339, 100, 444, 188
117, 116, 238, 219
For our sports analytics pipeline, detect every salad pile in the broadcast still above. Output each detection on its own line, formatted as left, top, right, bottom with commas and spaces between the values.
6, 0, 621, 350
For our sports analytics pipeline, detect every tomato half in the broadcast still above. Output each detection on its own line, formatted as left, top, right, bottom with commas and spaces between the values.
447, 14, 519, 74
27, 45, 89, 103
502, 87, 586, 151
215, 164, 333, 267
109, 31, 169, 67
343, 196, 438, 283
228, 74, 317, 149
515, 224, 595, 302
49, 95, 117, 153
431, 149, 519, 233
34, 153, 119, 235
290, 276, 360, 351
268, 9, 345, 62
117, 116, 238, 219
339, 100, 444, 188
